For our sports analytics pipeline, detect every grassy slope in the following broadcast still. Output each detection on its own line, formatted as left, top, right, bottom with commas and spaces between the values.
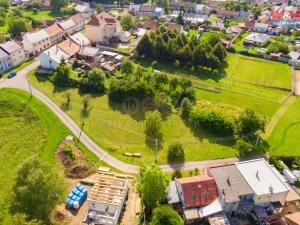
267, 97, 300, 156
28, 71, 239, 165
0, 88, 101, 223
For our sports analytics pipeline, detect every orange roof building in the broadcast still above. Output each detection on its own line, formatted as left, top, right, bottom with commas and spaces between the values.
58, 38, 80, 56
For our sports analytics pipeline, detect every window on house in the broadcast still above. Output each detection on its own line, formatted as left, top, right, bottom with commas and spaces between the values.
192, 193, 196, 199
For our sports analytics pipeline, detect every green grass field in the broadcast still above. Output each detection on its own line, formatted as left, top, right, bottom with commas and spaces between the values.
225, 54, 291, 89
0, 88, 102, 224
23, 10, 57, 20
267, 97, 300, 157
28, 71, 240, 165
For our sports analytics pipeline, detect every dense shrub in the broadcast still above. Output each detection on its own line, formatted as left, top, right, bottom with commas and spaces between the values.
167, 142, 185, 163
189, 109, 234, 136
269, 157, 284, 172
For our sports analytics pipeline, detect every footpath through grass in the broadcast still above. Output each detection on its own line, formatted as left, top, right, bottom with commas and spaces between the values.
267, 96, 300, 157
0, 88, 102, 224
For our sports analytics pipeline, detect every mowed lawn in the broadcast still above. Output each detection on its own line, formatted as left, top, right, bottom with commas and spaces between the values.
225, 54, 291, 89
267, 96, 300, 156
23, 10, 57, 20
29, 72, 239, 165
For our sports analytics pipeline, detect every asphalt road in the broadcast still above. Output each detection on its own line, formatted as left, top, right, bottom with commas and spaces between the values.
0, 61, 243, 174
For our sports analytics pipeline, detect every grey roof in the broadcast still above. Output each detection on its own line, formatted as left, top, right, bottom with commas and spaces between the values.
79, 46, 99, 57
167, 181, 180, 204
254, 23, 269, 29
0, 40, 23, 54
236, 158, 290, 196
209, 165, 253, 203
0, 48, 9, 60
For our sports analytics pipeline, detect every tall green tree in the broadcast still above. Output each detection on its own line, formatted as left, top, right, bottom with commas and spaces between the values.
50, 0, 66, 13
8, 18, 30, 36
144, 110, 163, 141
137, 34, 152, 58
236, 109, 266, 136
138, 164, 169, 208
120, 13, 135, 31
167, 142, 185, 163
53, 60, 71, 86
150, 205, 184, 225
11, 158, 64, 222
211, 42, 227, 62
79, 68, 106, 93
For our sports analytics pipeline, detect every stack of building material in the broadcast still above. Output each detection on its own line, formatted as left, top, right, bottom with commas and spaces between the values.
66, 183, 88, 209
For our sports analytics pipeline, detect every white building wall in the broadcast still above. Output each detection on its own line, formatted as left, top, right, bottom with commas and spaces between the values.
38, 52, 59, 69
10, 49, 26, 66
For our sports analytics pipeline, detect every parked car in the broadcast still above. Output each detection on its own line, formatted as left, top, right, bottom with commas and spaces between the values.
8, 71, 17, 79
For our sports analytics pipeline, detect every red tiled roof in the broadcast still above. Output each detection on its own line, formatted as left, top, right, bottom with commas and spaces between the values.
144, 20, 158, 30
272, 9, 300, 20
70, 13, 85, 24
176, 175, 218, 208
245, 20, 255, 30
285, 212, 300, 225
58, 38, 80, 56
44, 24, 64, 37
166, 23, 183, 33
87, 12, 117, 27
219, 10, 240, 16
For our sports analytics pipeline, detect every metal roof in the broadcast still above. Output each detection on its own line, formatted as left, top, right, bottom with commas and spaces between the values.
236, 158, 290, 196
210, 165, 253, 203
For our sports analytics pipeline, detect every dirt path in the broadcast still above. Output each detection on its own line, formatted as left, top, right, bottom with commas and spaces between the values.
121, 180, 139, 225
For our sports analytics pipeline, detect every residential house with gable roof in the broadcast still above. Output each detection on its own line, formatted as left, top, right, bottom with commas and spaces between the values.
69, 13, 86, 32
167, 174, 223, 223
39, 45, 71, 69
58, 19, 77, 35
218, 10, 240, 19
22, 29, 51, 56
0, 40, 26, 67
44, 23, 65, 46
138, 5, 156, 17
169, 0, 196, 12
0, 49, 12, 72
209, 165, 254, 216
85, 12, 121, 45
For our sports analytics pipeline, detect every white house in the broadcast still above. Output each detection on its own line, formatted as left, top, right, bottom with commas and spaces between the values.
85, 12, 121, 45
69, 13, 86, 32
44, 23, 65, 46
253, 23, 269, 33
38, 45, 70, 69
58, 19, 77, 35
22, 30, 51, 56
236, 158, 290, 206
154, 7, 164, 18
0, 40, 26, 67
244, 33, 271, 47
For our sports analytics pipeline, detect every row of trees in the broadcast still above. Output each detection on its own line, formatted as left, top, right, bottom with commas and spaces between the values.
137, 27, 227, 71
